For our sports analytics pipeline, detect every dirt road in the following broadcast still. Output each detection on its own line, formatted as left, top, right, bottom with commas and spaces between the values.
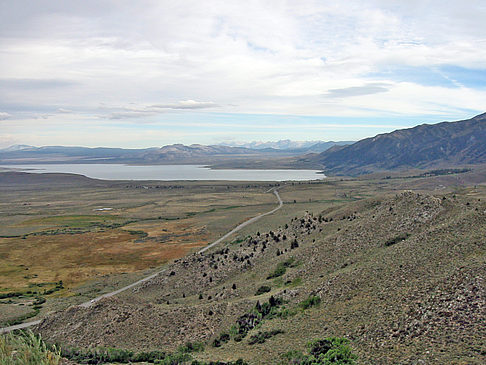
0, 188, 283, 334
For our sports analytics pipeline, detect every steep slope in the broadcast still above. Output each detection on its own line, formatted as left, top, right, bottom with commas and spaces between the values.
37, 190, 486, 364
316, 112, 486, 175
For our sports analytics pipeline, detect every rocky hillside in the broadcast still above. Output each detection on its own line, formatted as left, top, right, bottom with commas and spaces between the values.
36, 190, 486, 364
314, 112, 486, 175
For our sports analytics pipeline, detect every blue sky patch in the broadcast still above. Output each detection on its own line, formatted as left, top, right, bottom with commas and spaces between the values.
367, 65, 486, 89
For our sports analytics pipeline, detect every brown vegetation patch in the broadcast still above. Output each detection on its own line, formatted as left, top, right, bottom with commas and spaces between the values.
0, 225, 209, 293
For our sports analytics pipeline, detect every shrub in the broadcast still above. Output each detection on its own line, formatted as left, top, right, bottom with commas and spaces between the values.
230, 296, 284, 341
33, 297, 46, 305
132, 350, 167, 362
288, 277, 302, 287
384, 233, 410, 247
191, 359, 248, 365
248, 330, 284, 345
212, 338, 221, 348
255, 285, 271, 296
267, 258, 296, 279
177, 341, 204, 354
290, 239, 299, 249
155, 351, 191, 364
233, 334, 244, 342
267, 264, 286, 279
299, 295, 321, 310
281, 337, 357, 364
212, 333, 230, 348
58, 344, 171, 363
219, 333, 230, 343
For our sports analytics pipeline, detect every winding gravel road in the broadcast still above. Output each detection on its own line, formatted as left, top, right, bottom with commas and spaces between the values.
0, 187, 283, 334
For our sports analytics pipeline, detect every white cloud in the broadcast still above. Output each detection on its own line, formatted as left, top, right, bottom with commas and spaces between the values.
326, 84, 391, 98
0, 112, 11, 120
106, 100, 218, 119
151, 100, 218, 110
0, 1, 485, 145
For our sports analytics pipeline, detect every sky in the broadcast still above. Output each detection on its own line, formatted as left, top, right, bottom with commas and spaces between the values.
1, 0, 485, 148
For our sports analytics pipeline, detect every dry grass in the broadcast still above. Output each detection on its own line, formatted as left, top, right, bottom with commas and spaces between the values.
0, 228, 209, 293
0, 181, 276, 295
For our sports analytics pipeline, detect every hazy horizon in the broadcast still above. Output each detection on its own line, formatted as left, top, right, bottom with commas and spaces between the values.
1, 1, 485, 148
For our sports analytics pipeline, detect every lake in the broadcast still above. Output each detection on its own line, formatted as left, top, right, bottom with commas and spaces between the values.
0, 164, 325, 181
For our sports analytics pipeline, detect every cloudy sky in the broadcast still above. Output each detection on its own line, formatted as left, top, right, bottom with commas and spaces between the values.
1, 0, 485, 148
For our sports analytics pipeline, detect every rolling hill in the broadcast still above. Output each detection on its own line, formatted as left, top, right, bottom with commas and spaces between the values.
36, 190, 486, 364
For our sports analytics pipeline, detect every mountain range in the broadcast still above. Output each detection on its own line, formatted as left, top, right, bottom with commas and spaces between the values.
0, 141, 351, 165
2, 113, 486, 176
217, 140, 353, 151
311, 112, 486, 175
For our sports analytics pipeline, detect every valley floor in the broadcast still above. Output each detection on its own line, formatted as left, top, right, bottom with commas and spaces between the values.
1, 167, 486, 364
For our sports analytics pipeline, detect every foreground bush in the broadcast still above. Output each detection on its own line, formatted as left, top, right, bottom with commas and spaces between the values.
0, 330, 61, 365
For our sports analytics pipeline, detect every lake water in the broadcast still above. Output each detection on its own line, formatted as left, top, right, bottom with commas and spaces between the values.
0, 164, 325, 181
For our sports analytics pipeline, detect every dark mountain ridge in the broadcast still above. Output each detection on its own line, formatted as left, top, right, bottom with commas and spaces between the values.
315, 112, 486, 175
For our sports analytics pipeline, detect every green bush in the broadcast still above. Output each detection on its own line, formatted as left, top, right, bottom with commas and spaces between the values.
229, 296, 284, 341
267, 258, 296, 279
270, 306, 297, 319
212, 333, 230, 347
248, 330, 284, 345
132, 350, 168, 362
299, 295, 321, 310
59, 344, 169, 363
155, 351, 191, 364
177, 341, 204, 354
255, 285, 271, 295
190, 359, 248, 365
281, 337, 357, 364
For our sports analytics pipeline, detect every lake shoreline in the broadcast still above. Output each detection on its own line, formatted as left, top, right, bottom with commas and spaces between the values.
0, 164, 325, 182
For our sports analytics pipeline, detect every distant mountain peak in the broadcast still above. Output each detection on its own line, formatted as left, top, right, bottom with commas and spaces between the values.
217, 140, 353, 152
0, 144, 35, 152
